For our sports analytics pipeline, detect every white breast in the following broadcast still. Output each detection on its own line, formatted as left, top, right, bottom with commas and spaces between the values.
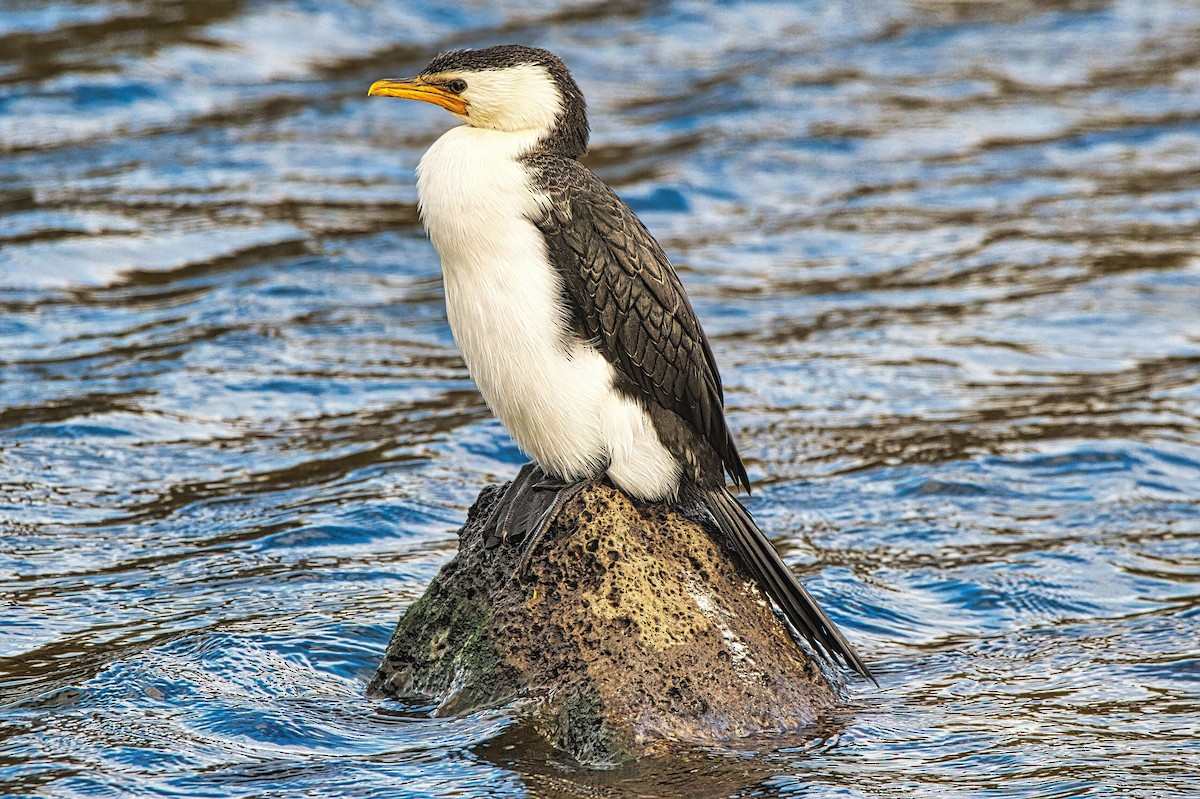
416, 125, 680, 500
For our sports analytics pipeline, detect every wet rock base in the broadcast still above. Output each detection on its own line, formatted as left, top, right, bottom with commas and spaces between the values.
368, 481, 838, 764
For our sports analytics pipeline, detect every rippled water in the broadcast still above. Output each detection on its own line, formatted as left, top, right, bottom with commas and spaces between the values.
2, 1, 1199, 796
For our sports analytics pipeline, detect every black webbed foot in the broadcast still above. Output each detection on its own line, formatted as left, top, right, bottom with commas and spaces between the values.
510, 477, 596, 578
483, 463, 544, 549
482, 463, 600, 579
531, 477, 569, 492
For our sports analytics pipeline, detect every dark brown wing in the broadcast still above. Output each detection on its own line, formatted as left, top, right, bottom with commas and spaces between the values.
529, 156, 749, 492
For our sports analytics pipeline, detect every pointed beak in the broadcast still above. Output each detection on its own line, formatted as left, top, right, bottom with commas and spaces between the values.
367, 78, 468, 115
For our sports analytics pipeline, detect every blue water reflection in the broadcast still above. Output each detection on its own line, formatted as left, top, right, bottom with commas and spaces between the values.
2, 0, 1199, 797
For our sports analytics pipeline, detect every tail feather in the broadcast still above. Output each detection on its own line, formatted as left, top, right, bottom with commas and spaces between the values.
706, 488, 874, 681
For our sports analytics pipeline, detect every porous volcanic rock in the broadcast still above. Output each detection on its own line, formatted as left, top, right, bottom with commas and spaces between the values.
368, 481, 838, 763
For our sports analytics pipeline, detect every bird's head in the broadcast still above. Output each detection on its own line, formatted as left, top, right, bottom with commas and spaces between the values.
368, 45, 589, 157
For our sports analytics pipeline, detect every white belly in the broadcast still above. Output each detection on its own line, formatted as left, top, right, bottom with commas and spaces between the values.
416, 125, 680, 500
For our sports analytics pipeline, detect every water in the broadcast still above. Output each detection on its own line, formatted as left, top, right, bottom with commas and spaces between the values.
1, 1, 1198, 796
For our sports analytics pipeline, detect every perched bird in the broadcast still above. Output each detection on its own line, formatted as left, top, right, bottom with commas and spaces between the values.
369, 45, 871, 679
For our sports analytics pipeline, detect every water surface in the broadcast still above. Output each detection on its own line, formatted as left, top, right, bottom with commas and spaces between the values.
1, 1, 1198, 797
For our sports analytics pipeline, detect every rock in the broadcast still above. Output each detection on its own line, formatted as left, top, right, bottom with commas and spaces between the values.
368, 481, 839, 764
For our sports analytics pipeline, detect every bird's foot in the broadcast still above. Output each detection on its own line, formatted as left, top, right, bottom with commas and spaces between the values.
483, 462, 545, 549
531, 477, 570, 492
483, 464, 598, 577
510, 476, 596, 579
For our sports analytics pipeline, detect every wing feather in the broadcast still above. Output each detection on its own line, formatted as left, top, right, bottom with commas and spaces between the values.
530, 156, 749, 491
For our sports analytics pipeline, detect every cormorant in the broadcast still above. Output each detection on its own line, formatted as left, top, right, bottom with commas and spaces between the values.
369, 45, 871, 679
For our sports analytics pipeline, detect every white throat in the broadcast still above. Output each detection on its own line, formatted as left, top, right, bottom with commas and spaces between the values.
416, 125, 547, 272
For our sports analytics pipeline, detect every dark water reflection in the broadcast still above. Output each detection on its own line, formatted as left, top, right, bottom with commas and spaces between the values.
1, 1, 1198, 797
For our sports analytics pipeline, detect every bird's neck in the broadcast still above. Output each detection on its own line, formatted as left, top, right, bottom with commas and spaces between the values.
416, 125, 551, 274
420, 124, 553, 177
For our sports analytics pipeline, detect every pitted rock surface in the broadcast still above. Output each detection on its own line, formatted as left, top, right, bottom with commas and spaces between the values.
369, 482, 837, 763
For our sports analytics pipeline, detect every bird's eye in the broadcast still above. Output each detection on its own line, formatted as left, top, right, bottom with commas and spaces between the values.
447, 79, 468, 94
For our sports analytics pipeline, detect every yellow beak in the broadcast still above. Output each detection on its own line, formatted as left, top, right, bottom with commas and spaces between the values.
367, 78, 468, 115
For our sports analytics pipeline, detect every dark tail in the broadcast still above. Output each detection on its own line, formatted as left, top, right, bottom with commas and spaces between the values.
705, 487, 874, 681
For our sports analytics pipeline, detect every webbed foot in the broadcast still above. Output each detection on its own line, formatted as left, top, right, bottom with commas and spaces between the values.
483, 462, 545, 549
511, 477, 596, 578
482, 463, 599, 579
